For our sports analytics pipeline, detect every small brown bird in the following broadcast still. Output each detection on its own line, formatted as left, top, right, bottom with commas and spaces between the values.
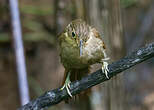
58, 19, 109, 98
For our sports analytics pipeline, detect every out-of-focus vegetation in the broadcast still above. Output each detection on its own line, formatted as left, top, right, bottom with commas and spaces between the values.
20, 5, 54, 16
0, 0, 154, 110
121, 0, 137, 8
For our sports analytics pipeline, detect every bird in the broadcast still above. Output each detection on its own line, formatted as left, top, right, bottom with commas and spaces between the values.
58, 19, 109, 99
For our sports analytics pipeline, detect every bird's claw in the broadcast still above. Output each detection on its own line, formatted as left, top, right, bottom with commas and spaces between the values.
60, 74, 72, 97
102, 61, 109, 79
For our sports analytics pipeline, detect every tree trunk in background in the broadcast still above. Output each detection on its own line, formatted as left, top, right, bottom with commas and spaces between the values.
74, 0, 85, 20
102, 0, 126, 110
85, 0, 126, 110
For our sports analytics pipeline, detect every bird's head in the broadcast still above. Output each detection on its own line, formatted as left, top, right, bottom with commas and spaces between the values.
59, 19, 91, 56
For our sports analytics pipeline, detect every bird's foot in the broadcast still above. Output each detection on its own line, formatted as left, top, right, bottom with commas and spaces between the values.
102, 61, 109, 79
60, 72, 72, 97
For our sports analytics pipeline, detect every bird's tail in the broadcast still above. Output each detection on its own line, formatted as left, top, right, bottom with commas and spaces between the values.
62, 67, 92, 110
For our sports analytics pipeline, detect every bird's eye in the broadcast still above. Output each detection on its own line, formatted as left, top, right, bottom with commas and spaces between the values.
72, 32, 76, 38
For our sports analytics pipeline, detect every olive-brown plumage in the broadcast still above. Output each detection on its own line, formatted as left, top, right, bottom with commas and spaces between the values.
59, 19, 106, 69
58, 19, 109, 104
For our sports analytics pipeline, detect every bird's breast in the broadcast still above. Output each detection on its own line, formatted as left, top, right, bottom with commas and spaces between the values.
60, 40, 88, 69
82, 32, 105, 61
59, 32, 105, 69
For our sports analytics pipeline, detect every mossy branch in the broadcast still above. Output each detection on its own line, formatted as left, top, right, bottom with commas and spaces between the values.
18, 42, 154, 110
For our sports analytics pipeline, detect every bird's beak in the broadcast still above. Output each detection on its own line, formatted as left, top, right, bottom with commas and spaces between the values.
79, 39, 83, 56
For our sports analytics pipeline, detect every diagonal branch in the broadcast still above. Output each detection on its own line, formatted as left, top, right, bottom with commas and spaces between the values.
19, 42, 154, 110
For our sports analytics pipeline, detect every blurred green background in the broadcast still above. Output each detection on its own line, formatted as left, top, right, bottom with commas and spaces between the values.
0, 0, 154, 110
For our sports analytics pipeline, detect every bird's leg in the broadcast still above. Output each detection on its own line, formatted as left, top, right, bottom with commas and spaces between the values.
101, 50, 110, 79
61, 72, 72, 97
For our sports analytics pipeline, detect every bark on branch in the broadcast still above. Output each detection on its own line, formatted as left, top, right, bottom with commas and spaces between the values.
19, 42, 154, 110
